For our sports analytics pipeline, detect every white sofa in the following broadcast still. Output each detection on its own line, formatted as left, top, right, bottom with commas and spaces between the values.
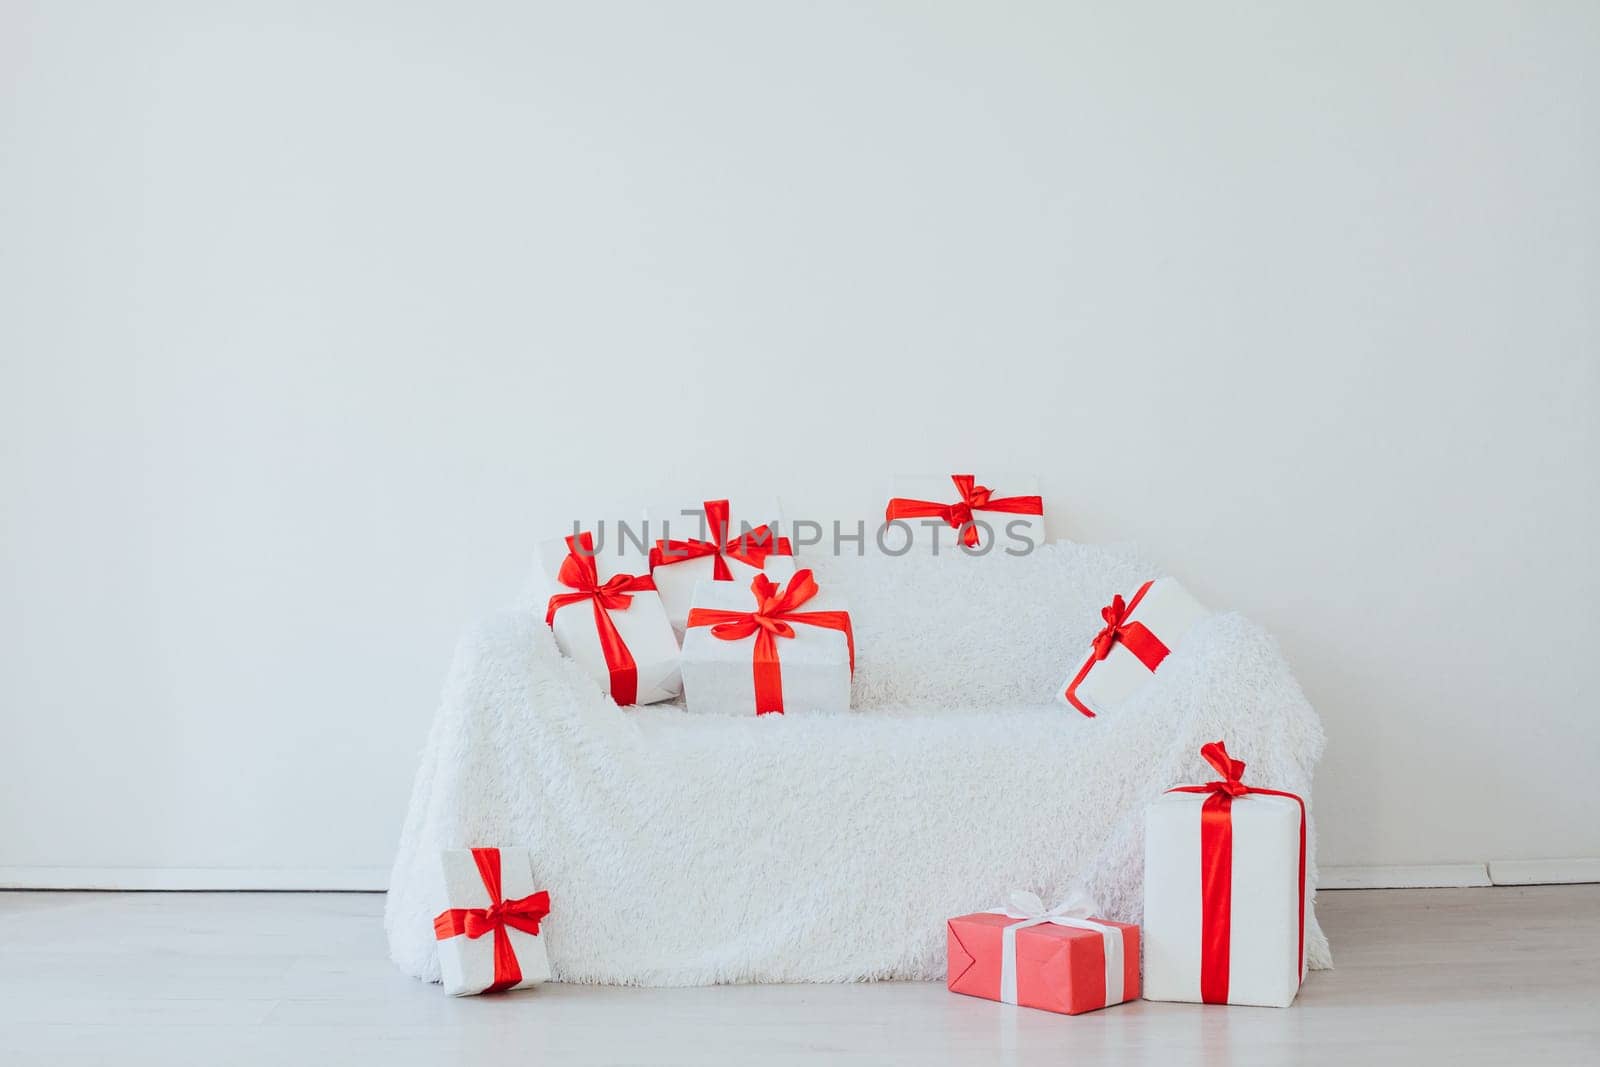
385, 542, 1329, 985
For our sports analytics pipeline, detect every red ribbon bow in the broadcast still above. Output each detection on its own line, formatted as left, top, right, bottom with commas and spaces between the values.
545, 531, 656, 706
685, 569, 854, 715
432, 848, 551, 993
1168, 741, 1307, 1004
1195, 741, 1251, 797
1062, 581, 1171, 717
649, 499, 793, 580
884, 474, 1044, 548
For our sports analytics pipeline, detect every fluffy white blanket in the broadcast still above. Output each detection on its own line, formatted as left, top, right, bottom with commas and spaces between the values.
385, 542, 1329, 984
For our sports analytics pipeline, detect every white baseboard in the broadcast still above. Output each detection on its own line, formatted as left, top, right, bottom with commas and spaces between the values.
1487, 858, 1600, 886
2, 861, 1595, 893
0, 866, 388, 891
1319, 864, 1493, 889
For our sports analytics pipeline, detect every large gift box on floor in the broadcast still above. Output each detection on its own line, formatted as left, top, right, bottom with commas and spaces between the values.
947, 891, 1140, 1015
1144, 742, 1308, 1007
884, 472, 1045, 555
433, 847, 551, 996
681, 569, 853, 715
1060, 577, 1209, 717
644, 497, 795, 634
538, 530, 681, 706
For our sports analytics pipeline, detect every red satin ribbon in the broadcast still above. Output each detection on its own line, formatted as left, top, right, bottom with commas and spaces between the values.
432, 848, 551, 993
685, 569, 854, 715
1168, 741, 1307, 1004
884, 474, 1044, 548
1062, 580, 1171, 717
545, 531, 656, 706
649, 499, 793, 580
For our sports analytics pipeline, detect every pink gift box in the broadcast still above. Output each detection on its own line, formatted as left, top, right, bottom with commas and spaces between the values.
947, 911, 1140, 1015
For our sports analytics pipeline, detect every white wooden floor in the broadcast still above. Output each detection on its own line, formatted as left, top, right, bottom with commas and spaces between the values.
1, 885, 1596, 1066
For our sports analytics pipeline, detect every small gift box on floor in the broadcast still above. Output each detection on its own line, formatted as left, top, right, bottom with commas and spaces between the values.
681, 569, 853, 715
1144, 742, 1307, 1008
947, 890, 1140, 1015
884, 472, 1045, 555
645, 497, 796, 634
1059, 578, 1209, 717
538, 530, 682, 706
433, 847, 551, 996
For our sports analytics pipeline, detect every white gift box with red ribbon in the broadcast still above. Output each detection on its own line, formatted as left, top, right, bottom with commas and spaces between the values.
643, 497, 796, 635
1143, 743, 1307, 1008
680, 570, 853, 716
884, 473, 1045, 555
537, 531, 682, 706
1059, 578, 1209, 716
434, 847, 552, 997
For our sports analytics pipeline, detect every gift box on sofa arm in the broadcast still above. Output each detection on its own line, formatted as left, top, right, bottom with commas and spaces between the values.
537, 530, 682, 706
1060, 577, 1210, 717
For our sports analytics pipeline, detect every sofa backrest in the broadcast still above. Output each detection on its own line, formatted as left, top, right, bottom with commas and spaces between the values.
807, 541, 1154, 710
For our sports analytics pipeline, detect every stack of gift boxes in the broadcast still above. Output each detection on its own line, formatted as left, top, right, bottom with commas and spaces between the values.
539, 496, 853, 717
948, 740, 1308, 1012
539, 475, 1047, 718
430, 473, 1311, 1008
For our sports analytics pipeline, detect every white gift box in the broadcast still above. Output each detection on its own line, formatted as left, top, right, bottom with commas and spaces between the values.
885, 473, 1045, 555
1143, 788, 1306, 1007
680, 573, 852, 716
1060, 578, 1209, 716
537, 531, 682, 705
642, 497, 796, 634
435, 847, 551, 997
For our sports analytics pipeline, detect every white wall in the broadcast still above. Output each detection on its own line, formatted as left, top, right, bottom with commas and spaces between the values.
3, 1, 1596, 885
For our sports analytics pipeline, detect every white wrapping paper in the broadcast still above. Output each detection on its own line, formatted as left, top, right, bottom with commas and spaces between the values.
537, 533, 681, 705
436, 847, 551, 997
885, 473, 1046, 555
1143, 790, 1306, 1007
1060, 577, 1209, 715
680, 576, 851, 716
